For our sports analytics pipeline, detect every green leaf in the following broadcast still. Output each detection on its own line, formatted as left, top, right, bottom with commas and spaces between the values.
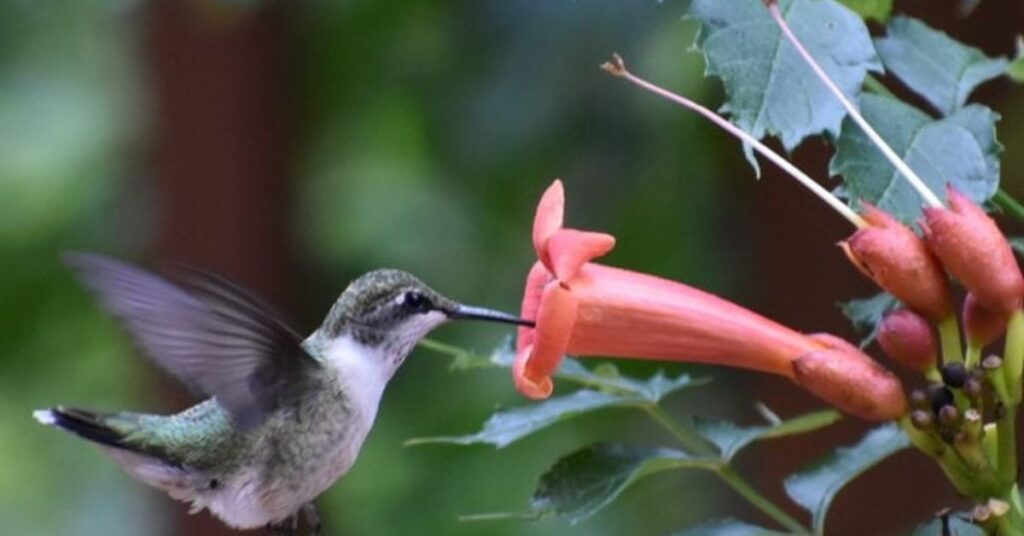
675, 519, 789, 536
875, 17, 1008, 115
784, 423, 910, 535
840, 292, 900, 349
530, 443, 717, 524
688, 0, 880, 159
696, 408, 842, 461
406, 372, 703, 448
830, 93, 1001, 222
837, 0, 892, 22
910, 514, 985, 536
433, 336, 712, 396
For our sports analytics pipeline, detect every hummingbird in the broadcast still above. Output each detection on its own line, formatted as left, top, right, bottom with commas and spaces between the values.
33, 253, 531, 535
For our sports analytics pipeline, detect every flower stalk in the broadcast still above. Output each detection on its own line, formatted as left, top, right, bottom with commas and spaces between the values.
600, 54, 866, 229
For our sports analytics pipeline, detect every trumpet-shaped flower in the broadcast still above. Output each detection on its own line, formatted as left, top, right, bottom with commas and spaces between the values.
515, 180, 906, 421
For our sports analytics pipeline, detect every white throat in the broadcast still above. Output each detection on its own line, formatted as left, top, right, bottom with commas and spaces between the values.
310, 334, 392, 423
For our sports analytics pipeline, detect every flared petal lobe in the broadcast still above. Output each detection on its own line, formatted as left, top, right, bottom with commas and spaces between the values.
515, 281, 578, 398
533, 180, 565, 271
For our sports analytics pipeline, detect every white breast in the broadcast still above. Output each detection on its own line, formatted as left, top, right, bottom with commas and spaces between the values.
204, 335, 393, 529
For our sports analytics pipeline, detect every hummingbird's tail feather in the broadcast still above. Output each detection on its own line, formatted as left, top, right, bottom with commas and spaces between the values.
34, 407, 131, 450
33, 406, 209, 505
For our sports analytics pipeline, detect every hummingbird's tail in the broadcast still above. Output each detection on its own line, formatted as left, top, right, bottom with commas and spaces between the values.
34, 406, 207, 504
33, 407, 130, 450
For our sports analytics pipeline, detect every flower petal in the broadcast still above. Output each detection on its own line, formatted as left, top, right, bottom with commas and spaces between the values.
547, 229, 616, 282
513, 345, 553, 399
513, 281, 578, 399
517, 262, 551, 355
533, 180, 565, 271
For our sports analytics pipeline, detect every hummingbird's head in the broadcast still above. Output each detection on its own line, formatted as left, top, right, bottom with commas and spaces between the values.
317, 269, 530, 369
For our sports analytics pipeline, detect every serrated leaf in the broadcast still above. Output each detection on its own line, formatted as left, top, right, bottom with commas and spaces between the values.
407, 372, 704, 448
875, 17, 1008, 115
831, 94, 1001, 221
688, 0, 880, 159
840, 292, 900, 348
530, 443, 718, 524
675, 519, 790, 536
910, 514, 984, 536
696, 409, 842, 461
837, 0, 892, 22
784, 422, 910, 535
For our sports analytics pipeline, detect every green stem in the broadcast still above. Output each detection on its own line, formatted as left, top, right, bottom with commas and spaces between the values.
966, 345, 983, 370
901, 417, 980, 496
937, 315, 964, 365
643, 404, 716, 457
1005, 310, 1024, 404
999, 405, 1018, 489
418, 337, 473, 358
643, 405, 808, 534
716, 466, 810, 535
995, 189, 1024, 225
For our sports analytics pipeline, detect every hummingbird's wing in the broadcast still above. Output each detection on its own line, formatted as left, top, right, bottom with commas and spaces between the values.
64, 253, 320, 430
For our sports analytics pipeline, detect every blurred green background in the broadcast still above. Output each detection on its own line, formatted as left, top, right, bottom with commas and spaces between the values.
2, 1, 1022, 535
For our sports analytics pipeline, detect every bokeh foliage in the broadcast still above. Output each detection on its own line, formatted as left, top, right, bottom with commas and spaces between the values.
1, 1, 736, 535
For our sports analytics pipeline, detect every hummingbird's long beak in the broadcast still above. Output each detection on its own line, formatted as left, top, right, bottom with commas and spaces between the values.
448, 304, 535, 327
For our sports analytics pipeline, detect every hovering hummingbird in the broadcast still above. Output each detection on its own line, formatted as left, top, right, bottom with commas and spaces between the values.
33, 253, 531, 535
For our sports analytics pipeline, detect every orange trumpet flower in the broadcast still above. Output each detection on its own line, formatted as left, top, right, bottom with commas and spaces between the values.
514, 180, 906, 421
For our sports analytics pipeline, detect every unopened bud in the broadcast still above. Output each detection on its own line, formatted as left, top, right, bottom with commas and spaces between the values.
911, 409, 934, 430
982, 355, 1004, 370
877, 309, 937, 372
793, 335, 907, 421
909, 389, 928, 409
922, 187, 1024, 315
963, 409, 983, 438
842, 204, 952, 321
940, 362, 969, 389
927, 383, 954, 414
964, 292, 1009, 347
938, 404, 960, 426
963, 377, 983, 401
988, 499, 1010, 517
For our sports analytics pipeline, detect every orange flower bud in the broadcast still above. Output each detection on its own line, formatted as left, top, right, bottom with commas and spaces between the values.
963, 292, 1008, 348
877, 309, 937, 372
793, 334, 908, 421
922, 187, 1024, 315
841, 204, 951, 322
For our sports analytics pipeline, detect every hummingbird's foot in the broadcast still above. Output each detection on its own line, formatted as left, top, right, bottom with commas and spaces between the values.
302, 502, 322, 536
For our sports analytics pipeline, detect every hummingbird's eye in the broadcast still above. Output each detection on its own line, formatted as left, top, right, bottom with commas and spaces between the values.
401, 291, 431, 313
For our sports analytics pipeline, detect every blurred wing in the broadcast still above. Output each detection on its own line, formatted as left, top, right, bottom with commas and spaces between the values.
64, 252, 319, 429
